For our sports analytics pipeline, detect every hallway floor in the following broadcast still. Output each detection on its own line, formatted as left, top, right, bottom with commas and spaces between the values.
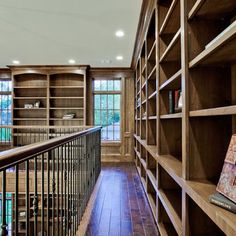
85, 162, 159, 236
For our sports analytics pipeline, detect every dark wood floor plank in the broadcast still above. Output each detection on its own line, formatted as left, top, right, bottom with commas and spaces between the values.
85, 163, 159, 236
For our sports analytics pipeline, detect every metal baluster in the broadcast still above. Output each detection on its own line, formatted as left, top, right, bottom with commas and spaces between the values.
26, 160, 30, 236
15, 164, 19, 235
73, 139, 76, 234
64, 145, 68, 235
47, 151, 51, 235
57, 147, 60, 236
60, 145, 64, 236
41, 153, 45, 236
68, 141, 71, 235
1, 170, 7, 236
52, 149, 55, 236
75, 138, 79, 229
34, 156, 38, 235
70, 140, 73, 235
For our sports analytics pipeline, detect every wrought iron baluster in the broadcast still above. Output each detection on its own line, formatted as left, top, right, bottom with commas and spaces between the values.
64, 143, 67, 235
60, 145, 64, 236
52, 148, 56, 236
15, 164, 19, 235
47, 151, 51, 235
57, 147, 60, 236
26, 160, 30, 236
1, 170, 7, 236
41, 153, 45, 236
34, 156, 38, 235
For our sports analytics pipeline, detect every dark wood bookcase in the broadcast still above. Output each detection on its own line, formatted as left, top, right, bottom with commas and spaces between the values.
133, 0, 236, 235
10, 66, 87, 146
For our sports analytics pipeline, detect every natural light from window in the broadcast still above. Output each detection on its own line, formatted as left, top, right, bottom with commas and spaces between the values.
93, 79, 121, 141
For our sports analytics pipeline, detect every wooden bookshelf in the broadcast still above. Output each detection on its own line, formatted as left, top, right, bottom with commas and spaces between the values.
10, 66, 87, 145
133, 0, 236, 235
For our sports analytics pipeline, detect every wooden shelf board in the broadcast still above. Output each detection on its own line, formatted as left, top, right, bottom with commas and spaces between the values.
157, 155, 182, 187
147, 41, 156, 60
189, 21, 236, 67
148, 91, 157, 100
158, 189, 182, 236
159, 69, 182, 91
160, 29, 181, 62
147, 65, 157, 80
184, 180, 236, 235
49, 118, 83, 121
157, 222, 169, 236
142, 81, 146, 90
147, 169, 158, 192
14, 86, 47, 89
188, 0, 236, 20
160, 113, 182, 119
141, 177, 147, 189
50, 97, 84, 99
14, 108, 46, 110
159, 0, 179, 35
14, 97, 46, 100
190, 105, 236, 117
134, 134, 158, 158
134, 147, 141, 159
140, 158, 147, 170
142, 64, 146, 74
50, 107, 84, 110
148, 116, 157, 120
147, 193, 157, 220
13, 118, 47, 121
188, 0, 205, 20
50, 86, 84, 88
136, 77, 141, 84
136, 166, 141, 176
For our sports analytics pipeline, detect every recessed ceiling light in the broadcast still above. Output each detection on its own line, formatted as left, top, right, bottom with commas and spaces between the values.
101, 59, 112, 64
12, 60, 20, 65
115, 30, 125, 38
116, 55, 123, 61
68, 59, 76, 64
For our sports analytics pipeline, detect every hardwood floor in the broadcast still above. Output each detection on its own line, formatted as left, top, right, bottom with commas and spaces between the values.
85, 162, 159, 236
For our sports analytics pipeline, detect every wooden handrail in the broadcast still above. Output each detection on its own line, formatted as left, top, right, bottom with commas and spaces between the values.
0, 125, 94, 129
0, 126, 101, 171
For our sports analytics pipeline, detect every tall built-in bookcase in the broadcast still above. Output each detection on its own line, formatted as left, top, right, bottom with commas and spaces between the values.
134, 0, 236, 235
11, 66, 87, 145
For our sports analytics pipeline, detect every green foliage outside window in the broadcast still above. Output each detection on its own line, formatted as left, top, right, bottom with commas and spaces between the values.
93, 80, 121, 141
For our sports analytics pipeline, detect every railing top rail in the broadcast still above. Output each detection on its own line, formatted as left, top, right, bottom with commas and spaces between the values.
0, 126, 101, 171
0, 125, 94, 129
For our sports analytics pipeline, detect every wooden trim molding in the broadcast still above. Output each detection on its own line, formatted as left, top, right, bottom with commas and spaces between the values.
131, 0, 156, 69
89, 67, 134, 78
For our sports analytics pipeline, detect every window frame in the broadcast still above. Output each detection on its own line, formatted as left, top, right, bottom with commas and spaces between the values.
92, 78, 122, 143
0, 77, 12, 143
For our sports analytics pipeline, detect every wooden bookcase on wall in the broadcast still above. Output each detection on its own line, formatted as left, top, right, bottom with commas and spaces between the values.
11, 66, 87, 145
133, 0, 236, 235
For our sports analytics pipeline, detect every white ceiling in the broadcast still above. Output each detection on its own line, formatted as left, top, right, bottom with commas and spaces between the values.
0, 0, 142, 68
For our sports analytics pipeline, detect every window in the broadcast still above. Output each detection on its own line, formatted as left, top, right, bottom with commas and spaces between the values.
93, 79, 121, 141
0, 79, 12, 141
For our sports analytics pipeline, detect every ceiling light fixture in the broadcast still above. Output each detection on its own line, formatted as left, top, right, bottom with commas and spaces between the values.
68, 59, 76, 64
116, 55, 123, 61
101, 59, 112, 64
115, 30, 125, 38
12, 60, 20, 65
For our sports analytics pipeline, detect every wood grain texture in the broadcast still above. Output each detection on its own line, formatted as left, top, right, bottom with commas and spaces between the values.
85, 163, 159, 236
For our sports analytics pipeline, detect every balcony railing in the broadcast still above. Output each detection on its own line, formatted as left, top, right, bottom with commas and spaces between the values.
0, 126, 101, 235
